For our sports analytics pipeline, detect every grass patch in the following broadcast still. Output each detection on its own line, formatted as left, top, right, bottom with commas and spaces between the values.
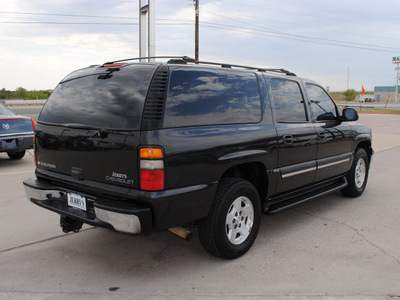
353, 107, 400, 114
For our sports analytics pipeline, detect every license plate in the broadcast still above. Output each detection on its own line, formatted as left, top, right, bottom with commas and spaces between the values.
67, 192, 87, 211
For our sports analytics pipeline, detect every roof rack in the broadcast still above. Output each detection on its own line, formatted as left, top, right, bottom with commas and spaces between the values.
103, 56, 195, 65
103, 56, 296, 76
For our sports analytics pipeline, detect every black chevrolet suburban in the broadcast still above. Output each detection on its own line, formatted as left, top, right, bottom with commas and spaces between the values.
24, 56, 373, 259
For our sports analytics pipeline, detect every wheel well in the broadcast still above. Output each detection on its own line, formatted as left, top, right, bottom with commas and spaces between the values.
220, 162, 268, 201
357, 141, 373, 162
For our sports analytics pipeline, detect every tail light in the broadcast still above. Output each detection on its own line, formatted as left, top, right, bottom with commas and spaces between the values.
139, 147, 165, 191
31, 118, 36, 131
31, 118, 37, 166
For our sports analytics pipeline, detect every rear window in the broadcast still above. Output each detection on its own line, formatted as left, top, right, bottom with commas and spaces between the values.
163, 69, 262, 128
0, 104, 15, 116
269, 79, 308, 123
39, 65, 156, 130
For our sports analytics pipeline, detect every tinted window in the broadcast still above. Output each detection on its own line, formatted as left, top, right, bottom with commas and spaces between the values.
270, 79, 307, 122
306, 84, 337, 120
163, 69, 261, 127
39, 65, 156, 130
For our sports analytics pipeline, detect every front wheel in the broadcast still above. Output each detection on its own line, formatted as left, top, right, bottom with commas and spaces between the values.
198, 178, 261, 259
341, 148, 369, 197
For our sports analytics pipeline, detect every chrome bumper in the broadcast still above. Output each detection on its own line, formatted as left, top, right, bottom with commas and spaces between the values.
23, 178, 152, 234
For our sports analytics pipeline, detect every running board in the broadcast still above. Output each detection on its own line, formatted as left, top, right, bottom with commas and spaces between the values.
265, 176, 347, 214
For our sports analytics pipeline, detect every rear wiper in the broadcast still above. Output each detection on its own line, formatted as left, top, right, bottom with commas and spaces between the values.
63, 124, 132, 138
59, 124, 105, 138
38, 121, 135, 135
63, 123, 99, 130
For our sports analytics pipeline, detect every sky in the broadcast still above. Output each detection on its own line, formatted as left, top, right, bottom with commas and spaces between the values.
1, 0, 400, 92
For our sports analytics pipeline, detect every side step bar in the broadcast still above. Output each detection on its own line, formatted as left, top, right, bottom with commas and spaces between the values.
265, 176, 347, 214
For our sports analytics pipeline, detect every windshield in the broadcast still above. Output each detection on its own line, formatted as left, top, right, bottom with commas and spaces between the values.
39, 64, 157, 130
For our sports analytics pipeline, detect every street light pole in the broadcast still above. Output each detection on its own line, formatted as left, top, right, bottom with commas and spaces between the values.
139, 0, 155, 62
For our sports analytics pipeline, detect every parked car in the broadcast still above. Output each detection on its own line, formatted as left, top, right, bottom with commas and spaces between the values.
23, 56, 373, 259
0, 103, 35, 160
355, 95, 375, 103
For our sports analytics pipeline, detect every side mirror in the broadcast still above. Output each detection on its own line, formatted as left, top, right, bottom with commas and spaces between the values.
316, 112, 336, 121
341, 108, 359, 121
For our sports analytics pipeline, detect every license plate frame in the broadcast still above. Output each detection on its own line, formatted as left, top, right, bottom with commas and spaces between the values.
67, 192, 87, 211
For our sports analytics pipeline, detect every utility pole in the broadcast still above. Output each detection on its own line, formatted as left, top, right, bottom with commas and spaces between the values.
194, 0, 199, 61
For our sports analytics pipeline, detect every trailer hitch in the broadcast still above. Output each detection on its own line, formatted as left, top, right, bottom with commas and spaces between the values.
60, 216, 83, 233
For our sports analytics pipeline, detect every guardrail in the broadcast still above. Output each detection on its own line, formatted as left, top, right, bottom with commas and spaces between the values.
3, 99, 47, 105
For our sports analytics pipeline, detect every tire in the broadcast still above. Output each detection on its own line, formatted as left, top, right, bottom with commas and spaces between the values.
7, 150, 26, 160
198, 178, 261, 259
341, 148, 369, 197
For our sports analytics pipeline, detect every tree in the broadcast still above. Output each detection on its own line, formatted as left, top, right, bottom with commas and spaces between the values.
343, 89, 358, 102
14, 87, 28, 99
0, 88, 12, 99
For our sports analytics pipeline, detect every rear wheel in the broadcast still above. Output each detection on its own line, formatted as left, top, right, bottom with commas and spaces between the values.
7, 150, 26, 160
341, 148, 369, 197
198, 178, 261, 259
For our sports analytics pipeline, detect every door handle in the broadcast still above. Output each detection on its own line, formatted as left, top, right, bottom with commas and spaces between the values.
282, 135, 293, 144
318, 132, 326, 139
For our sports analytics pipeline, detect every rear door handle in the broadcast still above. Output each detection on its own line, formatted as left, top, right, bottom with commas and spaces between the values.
282, 135, 293, 144
318, 132, 326, 139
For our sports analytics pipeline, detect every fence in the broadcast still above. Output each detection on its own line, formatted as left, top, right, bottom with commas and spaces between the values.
2, 99, 47, 105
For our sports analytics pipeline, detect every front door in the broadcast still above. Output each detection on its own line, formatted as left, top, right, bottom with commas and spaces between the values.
304, 83, 353, 182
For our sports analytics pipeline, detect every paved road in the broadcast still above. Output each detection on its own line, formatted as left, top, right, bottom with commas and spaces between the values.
0, 114, 399, 300
7, 105, 42, 119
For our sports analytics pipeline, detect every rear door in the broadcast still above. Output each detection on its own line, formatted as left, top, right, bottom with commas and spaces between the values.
267, 77, 318, 194
36, 64, 158, 189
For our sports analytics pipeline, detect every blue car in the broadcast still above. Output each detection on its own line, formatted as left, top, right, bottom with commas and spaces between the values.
0, 103, 35, 160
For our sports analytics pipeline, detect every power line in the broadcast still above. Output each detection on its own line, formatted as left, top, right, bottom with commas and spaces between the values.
1, 21, 195, 26
200, 7, 400, 52
209, 0, 399, 24
200, 8, 399, 50
2, 11, 399, 53
201, 7, 398, 43
0, 11, 137, 20
199, 24, 400, 53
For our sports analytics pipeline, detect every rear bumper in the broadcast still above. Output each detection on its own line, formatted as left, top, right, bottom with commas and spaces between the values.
0, 135, 33, 152
23, 178, 152, 234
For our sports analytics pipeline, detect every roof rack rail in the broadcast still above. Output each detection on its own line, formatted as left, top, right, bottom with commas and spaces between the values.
185, 59, 297, 76
103, 56, 296, 76
103, 56, 195, 66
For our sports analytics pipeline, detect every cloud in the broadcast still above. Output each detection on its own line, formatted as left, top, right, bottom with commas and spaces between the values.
1, 0, 400, 91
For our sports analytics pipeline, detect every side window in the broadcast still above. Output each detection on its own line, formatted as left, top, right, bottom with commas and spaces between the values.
306, 84, 337, 121
163, 69, 261, 128
269, 79, 307, 123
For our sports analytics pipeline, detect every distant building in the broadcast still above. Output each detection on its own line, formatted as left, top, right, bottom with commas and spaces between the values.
374, 86, 398, 102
